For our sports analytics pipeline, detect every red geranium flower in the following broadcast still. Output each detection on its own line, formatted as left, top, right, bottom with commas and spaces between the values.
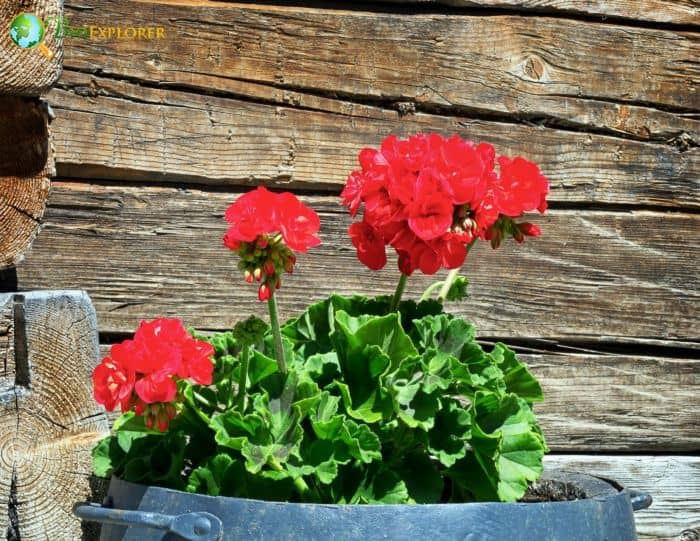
224, 187, 321, 300
91, 317, 214, 431
341, 133, 549, 275
92, 355, 135, 412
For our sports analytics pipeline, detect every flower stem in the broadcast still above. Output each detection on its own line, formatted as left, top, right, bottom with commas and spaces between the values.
267, 293, 287, 374
268, 456, 317, 502
419, 280, 445, 302
437, 268, 460, 302
389, 273, 408, 313
235, 344, 250, 410
436, 239, 477, 302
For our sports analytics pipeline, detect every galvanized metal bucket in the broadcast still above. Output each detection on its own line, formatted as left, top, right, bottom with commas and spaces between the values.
74, 470, 651, 541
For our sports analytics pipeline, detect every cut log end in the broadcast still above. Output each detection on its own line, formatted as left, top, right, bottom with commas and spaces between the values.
0, 0, 64, 96
0, 96, 53, 270
0, 291, 109, 539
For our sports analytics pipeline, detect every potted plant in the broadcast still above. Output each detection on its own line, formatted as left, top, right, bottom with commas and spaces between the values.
75, 133, 650, 540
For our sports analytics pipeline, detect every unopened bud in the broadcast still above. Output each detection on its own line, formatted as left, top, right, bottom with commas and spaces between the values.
253, 267, 263, 282
258, 283, 271, 301
275, 277, 281, 290
244, 269, 253, 283
263, 260, 276, 276
144, 412, 156, 430
256, 236, 269, 248
519, 223, 541, 237
166, 403, 177, 420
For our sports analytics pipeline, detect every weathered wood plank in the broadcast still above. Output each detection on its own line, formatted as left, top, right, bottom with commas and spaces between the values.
526, 354, 699, 451
0, 291, 109, 540
371, 0, 700, 26
59, 0, 699, 142
544, 455, 700, 541
50, 72, 699, 208
15, 182, 699, 344
99, 340, 699, 451
0, 0, 63, 95
0, 97, 53, 269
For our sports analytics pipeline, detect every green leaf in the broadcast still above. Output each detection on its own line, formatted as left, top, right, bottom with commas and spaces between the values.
393, 374, 440, 431
211, 410, 267, 450
398, 452, 444, 503
248, 350, 280, 386
491, 343, 544, 403
467, 391, 546, 502
355, 467, 409, 504
444, 275, 469, 302
427, 398, 471, 467
186, 453, 247, 497
340, 420, 382, 464
112, 411, 162, 434
332, 311, 417, 423
92, 436, 117, 478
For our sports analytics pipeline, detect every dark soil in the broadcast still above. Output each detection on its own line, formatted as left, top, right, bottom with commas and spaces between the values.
520, 479, 588, 503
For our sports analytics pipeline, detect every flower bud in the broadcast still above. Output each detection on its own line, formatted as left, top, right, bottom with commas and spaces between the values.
144, 412, 156, 430
258, 283, 271, 301
157, 407, 170, 431
263, 260, 276, 276
244, 269, 253, 283
253, 268, 263, 282
519, 222, 541, 237
275, 277, 281, 290
256, 235, 269, 248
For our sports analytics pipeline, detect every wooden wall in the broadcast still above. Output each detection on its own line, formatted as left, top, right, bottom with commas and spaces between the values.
3, 0, 699, 539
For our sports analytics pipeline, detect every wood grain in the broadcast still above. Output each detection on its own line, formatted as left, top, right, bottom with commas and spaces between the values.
0, 97, 53, 269
0, 291, 108, 540
526, 354, 699, 451
371, 0, 700, 26
0, 0, 63, 95
544, 455, 700, 541
49, 71, 700, 208
60, 1, 699, 142
15, 182, 698, 344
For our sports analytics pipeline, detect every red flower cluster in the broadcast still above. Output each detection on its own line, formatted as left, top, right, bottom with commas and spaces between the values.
92, 318, 214, 430
224, 187, 321, 300
341, 134, 549, 275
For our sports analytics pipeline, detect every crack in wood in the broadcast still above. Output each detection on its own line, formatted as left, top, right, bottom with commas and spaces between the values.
56, 67, 698, 149
6, 466, 20, 541
11, 298, 29, 391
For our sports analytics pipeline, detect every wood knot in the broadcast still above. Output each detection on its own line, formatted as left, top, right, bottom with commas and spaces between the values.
681, 528, 700, 541
523, 56, 545, 82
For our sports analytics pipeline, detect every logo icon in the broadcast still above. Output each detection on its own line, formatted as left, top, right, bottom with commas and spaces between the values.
9, 13, 54, 59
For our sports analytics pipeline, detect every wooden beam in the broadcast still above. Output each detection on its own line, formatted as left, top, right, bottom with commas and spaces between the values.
526, 354, 699, 452
0, 97, 52, 269
0, 291, 108, 540
544, 455, 700, 541
59, 0, 699, 141
368, 0, 700, 26
49, 72, 699, 208
0, 0, 63, 96
17, 182, 699, 344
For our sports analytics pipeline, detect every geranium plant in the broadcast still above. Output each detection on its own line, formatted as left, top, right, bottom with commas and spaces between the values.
92, 133, 550, 504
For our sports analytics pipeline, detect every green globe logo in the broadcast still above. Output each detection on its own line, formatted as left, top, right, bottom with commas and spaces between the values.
9, 13, 54, 59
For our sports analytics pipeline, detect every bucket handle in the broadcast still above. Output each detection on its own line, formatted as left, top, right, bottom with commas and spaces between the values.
73, 502, 223, 541
628, 490, 652, 512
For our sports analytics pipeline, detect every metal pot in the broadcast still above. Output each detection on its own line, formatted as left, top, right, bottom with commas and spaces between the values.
74, 470, 651, 541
